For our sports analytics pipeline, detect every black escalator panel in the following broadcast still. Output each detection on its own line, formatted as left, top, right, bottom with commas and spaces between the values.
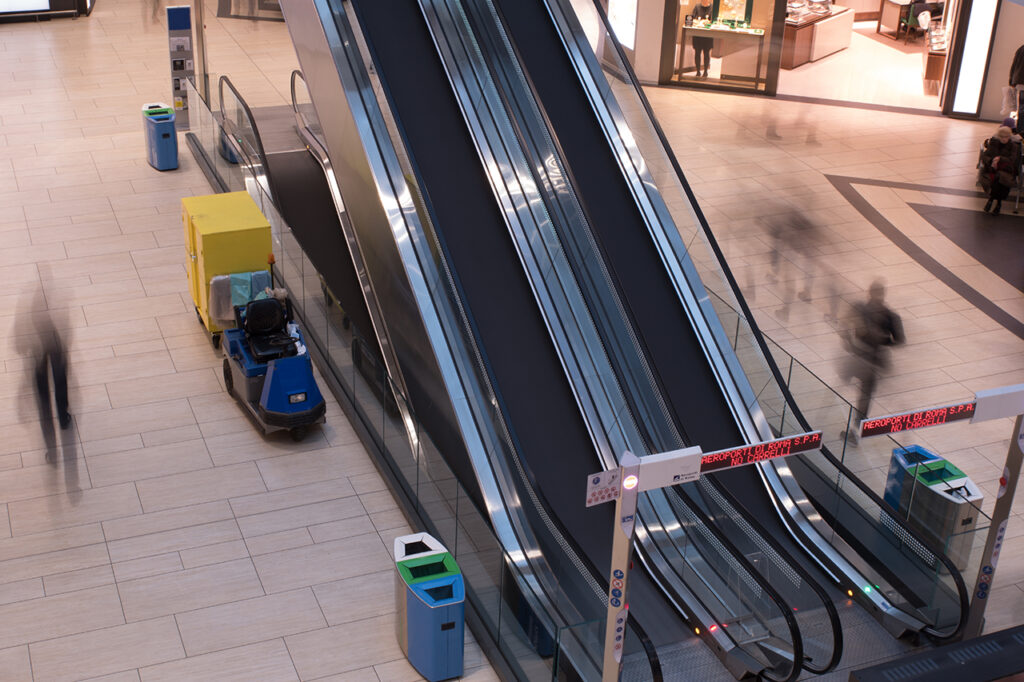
349, 0, 617, 569
493, 0, 740, 454
264, 150, 373, 343
349, 0, 688, 644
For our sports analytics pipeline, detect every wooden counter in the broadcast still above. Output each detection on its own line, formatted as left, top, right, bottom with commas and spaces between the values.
781, 6, 853, 69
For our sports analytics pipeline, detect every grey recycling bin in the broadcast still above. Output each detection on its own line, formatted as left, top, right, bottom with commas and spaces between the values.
142, 102, 178, 171
884, 445, 983, 571
394, 533, 464, 682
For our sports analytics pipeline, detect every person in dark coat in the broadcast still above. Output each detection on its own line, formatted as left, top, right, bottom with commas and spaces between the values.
979, 125, 1020, 215
1010, 44, 1024, 88
839, 280, 904, 441
691, 0, 714, 78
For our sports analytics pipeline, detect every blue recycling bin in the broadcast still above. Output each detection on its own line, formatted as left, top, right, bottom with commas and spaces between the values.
883, 445, 941, 511
142, 102, 178, 171
884, 445, 983, 571
394, 534, 465, 681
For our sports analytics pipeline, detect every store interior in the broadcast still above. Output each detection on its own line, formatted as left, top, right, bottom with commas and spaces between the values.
672, 0, 958, 111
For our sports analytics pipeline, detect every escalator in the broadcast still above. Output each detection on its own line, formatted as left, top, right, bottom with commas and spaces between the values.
276, 0, 814, 678
211, 0, 970, 677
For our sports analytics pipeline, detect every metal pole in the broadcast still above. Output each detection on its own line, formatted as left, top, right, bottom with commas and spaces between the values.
191, 0, 210, 103
963, 413, 1023, 638
602, 452, 640, 682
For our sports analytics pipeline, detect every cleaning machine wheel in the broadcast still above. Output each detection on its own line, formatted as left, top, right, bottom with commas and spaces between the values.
222, 358, 234, 397
289, 426, 308, 442
211, 332, 221, 350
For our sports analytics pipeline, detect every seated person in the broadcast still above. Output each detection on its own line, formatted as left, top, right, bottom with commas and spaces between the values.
979, 125, 1020, 216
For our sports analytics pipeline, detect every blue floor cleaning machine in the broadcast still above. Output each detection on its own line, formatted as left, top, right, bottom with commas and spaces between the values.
222, 297, 326, 441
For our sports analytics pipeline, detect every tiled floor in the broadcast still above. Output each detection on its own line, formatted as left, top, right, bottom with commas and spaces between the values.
1, 2, 1022, 682
0, 3, 495, 681
646, 86, 1024, 633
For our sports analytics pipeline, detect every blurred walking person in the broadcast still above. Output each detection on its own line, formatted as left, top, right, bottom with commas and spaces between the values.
18, 284, 72, 460
839, 280, 904, 441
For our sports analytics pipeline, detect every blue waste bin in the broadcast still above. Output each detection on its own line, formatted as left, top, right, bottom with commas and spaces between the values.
142, 102, 178, 171
884, 445, 982, 571
394, 533, 465, 681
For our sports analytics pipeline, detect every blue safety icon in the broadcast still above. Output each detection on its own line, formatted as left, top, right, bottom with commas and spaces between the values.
611, 589, 622, 598
982, 565, 993, 575
977, 590, 987, 599
610, 597, 621, 607
592, 476, 600, 485
613, 569, 624, 579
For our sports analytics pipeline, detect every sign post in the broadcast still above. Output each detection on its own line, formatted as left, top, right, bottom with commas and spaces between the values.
859, 384, 1024, 639
587, 431, 821, 681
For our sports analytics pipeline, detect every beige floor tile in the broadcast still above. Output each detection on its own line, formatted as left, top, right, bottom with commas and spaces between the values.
0, 434, 70, 476
87, 439, 213, 488
0, 585, 124, 650
236, 496, 365, 539
134, 462, 266, 513
178, 539, 250, 569
0, 645, 32, 682
107, 519, 241, 564
7, 482, 141, 536
225, 475, 356, 518
0, 523, 105, 562
204, 428, 331, 467
28, 616, 185, 682
313, 570, 395, 626
81, 293, 186, 326
308, 515, 377, 544
140, 424, 203, 447
102, 501, 234, 542
117, 558, 264, 622
244, 529, 313, 557
286, 614, 405, 680
0, 579, 44, 607
70, 352, 178, 391
138, 639, 299, 682
310, 668, 381, 681
176, 588, 326, 656
43, 564, 115, 596
256, 445, 376, 491
113, 553, 185, 583
75, 398, 196, 443
80, 671, 141, 682
0, 543, 110, 586
254, 532, 393, 595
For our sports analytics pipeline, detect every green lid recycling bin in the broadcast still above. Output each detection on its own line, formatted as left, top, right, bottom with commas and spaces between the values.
142, 102, 178, 171
885, 445, 982, 571
394, 533, 464, 681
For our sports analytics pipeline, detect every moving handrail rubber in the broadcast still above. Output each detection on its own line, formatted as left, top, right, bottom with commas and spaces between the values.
562, 0, 969, 641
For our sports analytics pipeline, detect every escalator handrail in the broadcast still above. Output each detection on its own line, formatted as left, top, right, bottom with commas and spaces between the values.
704, 475, 843, 674
217, 75, 271, 178
474, 4, 846, 676
436, 2, 801, 675
576, 0, 969, 641
669, 486, 804, 682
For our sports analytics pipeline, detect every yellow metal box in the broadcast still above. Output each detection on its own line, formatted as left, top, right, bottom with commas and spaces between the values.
182, 192, 272, 334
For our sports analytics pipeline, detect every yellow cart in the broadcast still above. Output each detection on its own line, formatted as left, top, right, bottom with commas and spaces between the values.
182, 192, 273, 348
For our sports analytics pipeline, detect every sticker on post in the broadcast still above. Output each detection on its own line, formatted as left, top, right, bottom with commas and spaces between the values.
586, 469, 622, 507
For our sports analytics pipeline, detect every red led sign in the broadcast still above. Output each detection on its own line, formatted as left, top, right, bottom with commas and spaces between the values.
859, 401, 975, 438
699, 431, 822, 474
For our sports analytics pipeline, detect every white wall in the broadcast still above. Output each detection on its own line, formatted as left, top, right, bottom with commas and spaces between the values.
979, 0, 1024, 121
634, 0, 670, 83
